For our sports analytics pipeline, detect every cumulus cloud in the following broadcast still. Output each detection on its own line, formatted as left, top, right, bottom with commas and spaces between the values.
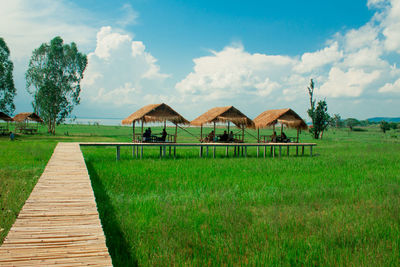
81, 26, 169, 106
176, 44, 296, 102
319, 67, 381, 97
379, 77, 400, 93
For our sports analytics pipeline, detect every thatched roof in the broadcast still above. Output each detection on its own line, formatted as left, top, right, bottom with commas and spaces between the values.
191, 106, 255, 128
13, 112, 43, 123
254, 108, 307, 130
0, 112, 13, 122
122, 103, 189, 125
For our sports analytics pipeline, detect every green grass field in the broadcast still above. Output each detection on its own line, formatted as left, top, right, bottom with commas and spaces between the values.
1, 123, 399, 266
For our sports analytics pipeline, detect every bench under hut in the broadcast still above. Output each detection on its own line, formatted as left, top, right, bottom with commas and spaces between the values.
190, 106, 255, 142
254, 108, 307, 143
13, 112, 43, 134
122, 103, 189, 143
0, 112, 13, 135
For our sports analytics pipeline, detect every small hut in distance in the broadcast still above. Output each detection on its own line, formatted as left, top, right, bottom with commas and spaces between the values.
254, 108, 307, 143
122, 103, 189, 142
191, 106, 255, 142
0, 112, 13, 135
13, 112, 43, 134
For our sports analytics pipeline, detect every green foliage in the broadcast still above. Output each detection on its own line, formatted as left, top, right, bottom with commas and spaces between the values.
26, 36, 87, 134
380, 121, 390, 133
344, 118, 360, 131
330, 113, 343, 128
307, 79, 330, 139
0, 38, 16, 115
389, 122, 398, 130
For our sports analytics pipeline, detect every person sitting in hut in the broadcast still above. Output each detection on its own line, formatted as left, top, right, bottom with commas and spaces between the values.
204, 130, 215, 142
281, 131, 288, 142
228, 131, 234, 142
220, 130, 228, 142
271, 131, 277, 143
161, 128, 167, 142
143, 128, 152, 142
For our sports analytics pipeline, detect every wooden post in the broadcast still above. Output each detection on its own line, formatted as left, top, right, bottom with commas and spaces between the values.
140, 144, 143, 159
225, 146, 228, 157
279, 146, 281, 157
200, 146, 203, 157
116, 146, 120, 161
169, 146, 171, 156
206, 146, 209, 157
227, 121, 230, 134
242, 125, 245, 142
174, 123, 178, 143
160, 146, 162, 158
302, 146, 304, 155
272, 146, 275, 158
213, 145, 216, 158
141, 120, 144, 143
200, 125, 203, 141
257, 128, 260, 143
174, 146, 176, 158
296, 146, 299, 156
281, 124, 283, 135
264, 146, 266, 158
310, 146, 313, 157
213, 122, 216, 141
133, 145, 135, 159
296, 128, 299, 143
163, 146, 166, 157
257, 146, 259, 157
245, 146, 247, 157
132, 121, 135, 142
287, 146, 289, 156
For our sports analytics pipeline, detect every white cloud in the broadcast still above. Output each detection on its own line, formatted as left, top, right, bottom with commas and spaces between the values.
0, 0, 98, 59
379, 77, 400, 92
319, 67, 381, 97
175, 44, 295, 102
81, 26, 169, 106
294, 42, 342, 73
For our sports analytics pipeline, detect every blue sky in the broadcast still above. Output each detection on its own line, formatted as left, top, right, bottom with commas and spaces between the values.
1, 0, 399, 121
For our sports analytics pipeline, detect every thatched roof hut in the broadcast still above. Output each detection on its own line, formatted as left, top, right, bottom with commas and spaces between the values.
13, 112, 43, 123
253, 108, 307, 130
0, 112, 13, 122
191, 106, 255, 142
122, 103, 189, 125
122, 103, 189, 142
191, 106, 255, 128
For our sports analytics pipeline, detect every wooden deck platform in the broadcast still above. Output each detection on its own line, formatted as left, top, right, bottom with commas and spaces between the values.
0, 143, 112, 266
80, 142, 317, 160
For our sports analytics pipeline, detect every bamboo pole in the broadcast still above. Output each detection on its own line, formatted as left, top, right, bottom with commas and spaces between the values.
141, 120, 144, 143
297, 128, 299, 143
242, 125, 244, 142
200, 125, 203, 141
257, 128, 260, 143
227, 121, 230, 133
213, 121, 216, 140
132, 121, 135, 142
174, 123, 178, 143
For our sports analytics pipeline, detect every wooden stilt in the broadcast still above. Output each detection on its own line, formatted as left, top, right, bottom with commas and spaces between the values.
116, 146, 120, 161
287, 146, 289, 156
132, 121, 135, 142
257, 146, 259, 157
174, 123, 178, 143
272, 146, 275, 158
200, 125, 203, 141
174, 146, 176, 158
310, 146, 313, 157
279, 146, 281, 157
133, 145, 135, 158
140, 144, 143, 159
169, 146, 171, 156
213, 146, 216, 158
206, 146, 209, 156
245, 146, 247, 157
225, 146, 228, 157
297, 128, 299, 143
160, 146, 162, 158
213, 122, 216, 142
296, 146, 299, 156
302, 146, 304, 155
257, 128, 260, 143
264, 146, 266, 158
141, 120, 144, 142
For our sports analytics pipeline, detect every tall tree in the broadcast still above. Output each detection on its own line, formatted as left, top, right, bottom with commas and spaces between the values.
307, 79, 330, 139
380, 121, 390, 133
0, 38, 16, 115
26, 37, 87, 134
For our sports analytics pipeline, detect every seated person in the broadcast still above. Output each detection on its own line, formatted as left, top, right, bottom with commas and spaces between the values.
228, 131, 234, 142
220, 130, 228, 142
271, 131, 277, 143
281, 131, 288, 142
204, 130, 215, 142
143, 128, 152, 142
161, 128, 167, 142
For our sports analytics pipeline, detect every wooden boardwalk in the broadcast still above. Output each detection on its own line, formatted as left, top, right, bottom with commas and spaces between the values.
0, 143, 112, 266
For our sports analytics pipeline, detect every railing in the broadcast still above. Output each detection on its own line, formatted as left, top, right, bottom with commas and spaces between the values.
133, 133, 175, 143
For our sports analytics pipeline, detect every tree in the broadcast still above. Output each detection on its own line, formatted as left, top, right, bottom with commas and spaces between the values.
344, 118, 360, 131
380, 121, 390, 133
330, 113, 343, 128
0, 37, 16, 114
26, 37, 87, 134
389, 122, 398, 130
307, 79, 330, 139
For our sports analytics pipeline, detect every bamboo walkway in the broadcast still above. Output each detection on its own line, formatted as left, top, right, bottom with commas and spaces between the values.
0, 143, 112, 266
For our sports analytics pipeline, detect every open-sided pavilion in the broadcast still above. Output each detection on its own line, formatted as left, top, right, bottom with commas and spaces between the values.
254, 108, 308, 143
0, 112, 13, 135
190, 106, 255, 142
122, 103, 189, 143
13, 112, 43, 134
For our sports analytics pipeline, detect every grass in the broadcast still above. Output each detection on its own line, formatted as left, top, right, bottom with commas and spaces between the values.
82, 127, 400, 266
1, 123, 399, 266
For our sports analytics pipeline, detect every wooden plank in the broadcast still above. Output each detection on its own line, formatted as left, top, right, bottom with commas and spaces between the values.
0, 143, 112, 266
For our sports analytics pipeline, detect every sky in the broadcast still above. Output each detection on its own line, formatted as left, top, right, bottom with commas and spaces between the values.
1, 0, 400, 121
